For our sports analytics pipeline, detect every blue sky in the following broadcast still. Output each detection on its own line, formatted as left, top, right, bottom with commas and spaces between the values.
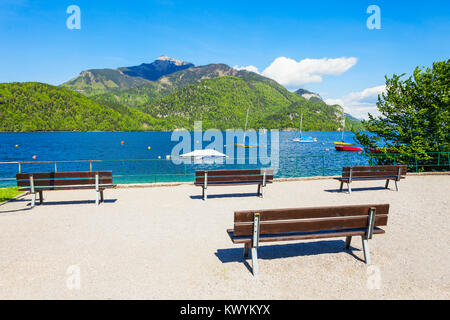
1, 0, 449, 118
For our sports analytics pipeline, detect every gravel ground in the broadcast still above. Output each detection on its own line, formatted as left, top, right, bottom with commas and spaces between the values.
0, 175, 449, 299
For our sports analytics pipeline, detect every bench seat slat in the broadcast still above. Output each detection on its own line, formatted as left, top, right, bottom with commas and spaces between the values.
195, 169, 273, 177
334, 176, 405, 182
195, 175, 273, 183
235, 204, 389, 222
342, 171, 406, 178
19, 184, 116, 191
227, 227, 386, 244
16, 171, 112, 179
233, 215, 388, 236
17, 178, 113, 187
195, 181, 273, 186
342, 165, 407, 171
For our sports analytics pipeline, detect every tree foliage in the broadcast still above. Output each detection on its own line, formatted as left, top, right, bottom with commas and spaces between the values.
0, 82, 166, 131
354, 60, 450, 169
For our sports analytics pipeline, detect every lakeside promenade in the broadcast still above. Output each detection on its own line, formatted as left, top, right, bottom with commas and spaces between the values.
0, 175, 449, 299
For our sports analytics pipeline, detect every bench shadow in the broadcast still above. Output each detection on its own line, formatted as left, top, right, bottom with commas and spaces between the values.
325, 187, 387, 193
190, 193, 260, 200
0, 198, 29, 205
0, 198, 33, 213
25, 199, 118, 206
0, 207, 33, 214
216, 240, 364, 268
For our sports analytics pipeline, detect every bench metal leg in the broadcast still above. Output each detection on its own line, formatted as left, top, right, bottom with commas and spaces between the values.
361, 236, 371, 264
348, 183, 352, 194
395, 180, 399, 191
38, 190, 43, 204
385, 179, 390, 189
243, 243, 250, 259
202, 187, 207, 200
95, 191, 100, 206
339, 181, 344, 192
345, 236, 352, 249
100, 190, 104, 203
31, 192, 36, 208
251, 247, 259, 277
257, 184, 261, 196
260, 185, 264, 198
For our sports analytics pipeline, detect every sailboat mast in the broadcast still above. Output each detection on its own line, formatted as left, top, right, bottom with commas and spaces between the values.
300, 114, 303, 137
243, 107, 250, 144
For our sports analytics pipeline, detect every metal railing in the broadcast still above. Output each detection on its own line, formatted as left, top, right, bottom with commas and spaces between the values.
0, 152, 448, 187
368, 152, 450, 172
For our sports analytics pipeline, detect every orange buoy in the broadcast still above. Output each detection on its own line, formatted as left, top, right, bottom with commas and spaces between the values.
15, 144, 19, 147
32, 155, 37, 160
121, 141, 124, 145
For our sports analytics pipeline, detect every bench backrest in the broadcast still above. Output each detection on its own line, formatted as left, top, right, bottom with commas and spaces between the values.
195, 169, 274, 184
16, 171, 113, 189
342, 165, 407, 179
233, 204, 389, 236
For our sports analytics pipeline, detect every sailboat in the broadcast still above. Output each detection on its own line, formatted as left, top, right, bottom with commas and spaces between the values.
334, 118, 362, 151
235, 107, 260, 148
334, 119, 352, 145
293, 114, 317, 143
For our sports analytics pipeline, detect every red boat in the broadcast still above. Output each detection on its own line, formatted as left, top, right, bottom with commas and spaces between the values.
335, 145, 363, 152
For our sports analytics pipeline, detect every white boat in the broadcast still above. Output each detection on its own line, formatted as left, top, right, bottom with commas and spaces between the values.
293, 114, 317, 143
180, 149, 228, 161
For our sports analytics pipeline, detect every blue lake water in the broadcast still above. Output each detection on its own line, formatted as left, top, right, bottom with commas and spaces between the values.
0, 131, 369, 187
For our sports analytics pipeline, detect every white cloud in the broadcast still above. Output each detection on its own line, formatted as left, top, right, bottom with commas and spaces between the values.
233, 65, 260, 73
234, 56, 358, 88
325, 85, 386, 120
261, 56, 358, 88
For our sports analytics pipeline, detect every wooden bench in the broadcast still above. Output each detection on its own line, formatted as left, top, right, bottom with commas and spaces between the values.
227, 204, 389, 276
16, 171, 115, 208
335, 165, 407, 193
194, 169, 273, 200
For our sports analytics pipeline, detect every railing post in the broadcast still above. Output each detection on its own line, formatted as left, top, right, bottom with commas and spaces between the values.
18, 162, 21, 174
322, 155, 325, 176
446, 152, 450, 169
90, 160, 93, 172
415, 153, 418, 172
54, 162, 57, 173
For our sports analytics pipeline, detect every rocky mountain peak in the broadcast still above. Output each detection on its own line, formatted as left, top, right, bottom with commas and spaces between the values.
156, 56, 191, 66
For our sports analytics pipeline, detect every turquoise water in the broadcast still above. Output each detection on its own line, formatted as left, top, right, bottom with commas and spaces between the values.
0, 131, 369, 187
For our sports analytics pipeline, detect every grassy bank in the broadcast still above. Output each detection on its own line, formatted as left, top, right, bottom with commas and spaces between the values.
0, 187, 22, 203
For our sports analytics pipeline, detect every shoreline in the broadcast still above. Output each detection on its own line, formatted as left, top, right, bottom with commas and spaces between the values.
1, 171, 448, 190
0, 129, 356, 133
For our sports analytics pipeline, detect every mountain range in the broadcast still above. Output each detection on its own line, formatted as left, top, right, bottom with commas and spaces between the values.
0, 56, 363, 132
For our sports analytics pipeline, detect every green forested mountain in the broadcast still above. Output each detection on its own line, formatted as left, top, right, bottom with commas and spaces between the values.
60, 69, 152, 94
0, 82, 165, 131
140, 76, 347, 130
66, 63, 255, 108
61, 56, 195, 98
1, 57, 363, 132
